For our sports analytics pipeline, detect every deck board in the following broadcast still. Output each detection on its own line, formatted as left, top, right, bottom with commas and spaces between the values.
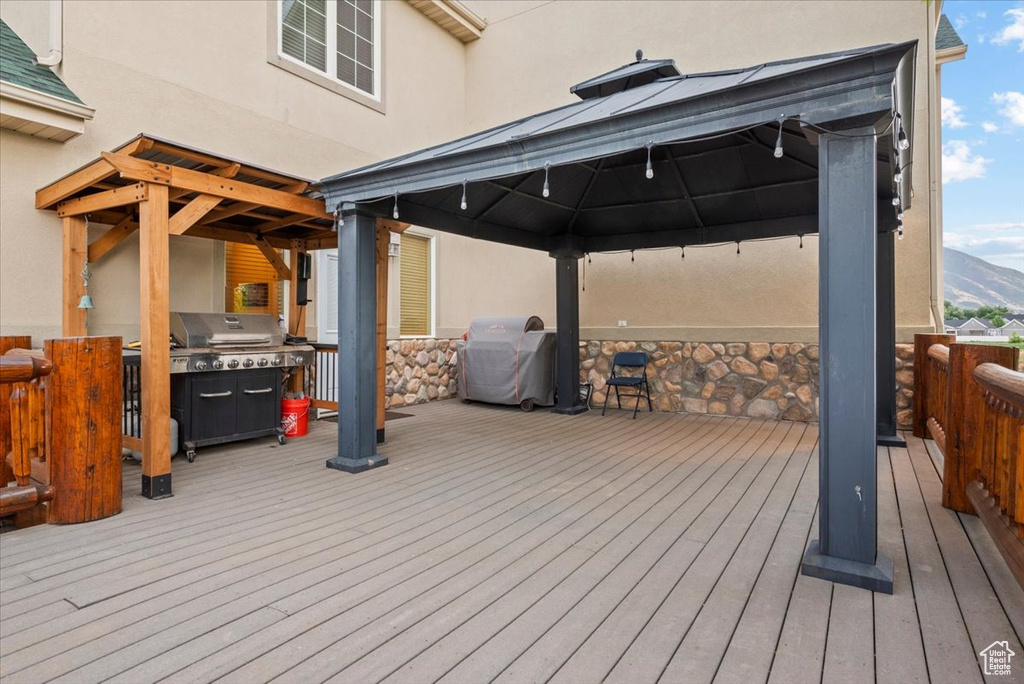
1, 401, 1020, 684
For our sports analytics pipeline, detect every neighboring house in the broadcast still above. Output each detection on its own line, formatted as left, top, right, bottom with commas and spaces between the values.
0, 1, 964, 416
945, 315, 1024, 339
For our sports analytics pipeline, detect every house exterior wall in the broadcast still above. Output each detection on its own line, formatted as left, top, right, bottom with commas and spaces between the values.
0, 0, 467, 341
457, 0, 939, 344
2, 1, 945, 423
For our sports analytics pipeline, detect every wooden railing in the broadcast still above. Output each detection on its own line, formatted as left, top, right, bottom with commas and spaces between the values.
1, 336, 124, 528
914, 334, 1022, 587
0, 351, 55, 520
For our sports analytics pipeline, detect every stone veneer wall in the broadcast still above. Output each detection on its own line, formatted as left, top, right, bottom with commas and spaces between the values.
581, 341, 917, 428
381, 336, 918, 428
384, 338, 459, 408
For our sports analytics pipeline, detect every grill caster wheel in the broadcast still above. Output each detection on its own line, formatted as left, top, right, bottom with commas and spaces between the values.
186, 449, 196, 463
519, 398, 535, 412
277, 434, 287, 445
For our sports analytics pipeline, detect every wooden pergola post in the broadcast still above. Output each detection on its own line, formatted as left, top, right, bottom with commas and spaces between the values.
287, 244, 307, 395
62, 216, 88, 336
138, 183, 172, 499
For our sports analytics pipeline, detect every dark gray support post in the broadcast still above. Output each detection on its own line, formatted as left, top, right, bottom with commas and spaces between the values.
327, 208, 388, 473
876, 229, 905, 447
802, 125, 893, 594
553, 250, 586, 415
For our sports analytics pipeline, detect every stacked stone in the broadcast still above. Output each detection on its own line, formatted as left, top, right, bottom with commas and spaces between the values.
581, 340, 821, 422
385, 338, 459, 408
894, 343, 915, 429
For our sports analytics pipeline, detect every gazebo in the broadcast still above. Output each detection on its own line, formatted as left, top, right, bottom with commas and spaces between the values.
317, 42, 918, 594
34, 135, 406, 499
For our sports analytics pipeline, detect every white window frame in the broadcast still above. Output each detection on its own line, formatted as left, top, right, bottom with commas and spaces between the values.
268, 0, 385, 113
399, 230, 436, 339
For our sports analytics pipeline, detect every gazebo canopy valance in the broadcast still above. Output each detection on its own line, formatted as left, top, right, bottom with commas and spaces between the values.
320, 42, 916, 254
317, 41, 918, 596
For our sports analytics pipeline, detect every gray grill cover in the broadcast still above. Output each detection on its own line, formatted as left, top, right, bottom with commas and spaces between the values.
457, 316, 555, 407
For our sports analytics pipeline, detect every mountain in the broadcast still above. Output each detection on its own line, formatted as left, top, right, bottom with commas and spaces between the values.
943, 247, 1024, 312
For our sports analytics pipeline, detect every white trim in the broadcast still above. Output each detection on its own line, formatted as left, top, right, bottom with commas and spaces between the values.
273, 0, 383, 105
0, 80, 94, 119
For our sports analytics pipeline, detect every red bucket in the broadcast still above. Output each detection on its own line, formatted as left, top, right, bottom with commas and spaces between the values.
281, 397, 310, 437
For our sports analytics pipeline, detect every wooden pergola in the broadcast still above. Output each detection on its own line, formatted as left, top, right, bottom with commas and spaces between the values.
35, 135, 404, 498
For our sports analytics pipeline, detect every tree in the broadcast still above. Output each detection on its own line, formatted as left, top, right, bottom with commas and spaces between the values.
990, 315, 1006, 328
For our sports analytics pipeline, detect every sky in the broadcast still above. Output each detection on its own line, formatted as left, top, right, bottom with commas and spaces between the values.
940, 1, 1024, 274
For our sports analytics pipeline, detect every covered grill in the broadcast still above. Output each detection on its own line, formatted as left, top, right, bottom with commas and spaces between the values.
159, 312, 313, 461
457, 316, 556, 411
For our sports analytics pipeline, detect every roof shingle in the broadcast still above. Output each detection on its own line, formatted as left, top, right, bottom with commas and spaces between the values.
0, 19, 84, 104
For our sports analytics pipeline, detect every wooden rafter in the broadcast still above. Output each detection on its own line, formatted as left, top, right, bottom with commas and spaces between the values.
99, 153, 330, 219
35, 137, 152, 209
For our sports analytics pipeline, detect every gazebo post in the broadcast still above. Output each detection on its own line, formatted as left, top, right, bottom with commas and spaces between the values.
138, 183, 173, 499
61, 216, 88, 336
802, 122, 894, 594
876, 229, 905, 447
551, 244, 586, 415
327, 208, 387, 473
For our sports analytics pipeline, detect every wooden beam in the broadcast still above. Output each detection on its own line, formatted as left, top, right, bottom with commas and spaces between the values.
62, 216, 87, 336
375, 220, 390, 440
197, 183, 308, 225
378, 219, 411, 234
56, 183, 148, 217
147, 141, 301, 186
35, 137, 152, 210
169, 194, 222, 236
87, 215, 138, 263
180, 224, 296, 250
256, 213, 311, 234
287, 247, 307, 394
100, 153, 329, 219
244, 234, 292, 280
138, 182, 172, 499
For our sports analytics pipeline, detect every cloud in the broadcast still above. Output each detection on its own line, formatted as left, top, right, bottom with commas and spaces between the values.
992, 91, 1024, 126
942, 140, 992, 182
942, 97, 969, 128
992, 8, 1024, 51
982, 121, 999, 133
945, 223, 1024, 272
977, 11, 987, 20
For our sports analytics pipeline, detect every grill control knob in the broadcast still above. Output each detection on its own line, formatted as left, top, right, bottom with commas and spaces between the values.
195, 361, 208, 371
243, 358, 254, 368
273, 356, 283, 366
212, 359, 224, 370
258, 358, 269, 367
228, 359, 239, 369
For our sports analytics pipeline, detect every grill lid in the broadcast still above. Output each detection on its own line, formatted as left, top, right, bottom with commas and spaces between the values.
170, 312, 285, 349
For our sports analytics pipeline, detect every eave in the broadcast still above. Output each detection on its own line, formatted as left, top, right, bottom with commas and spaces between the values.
936, 45, 967, 65
0, 80, 95, 142
407, 0, 486, 42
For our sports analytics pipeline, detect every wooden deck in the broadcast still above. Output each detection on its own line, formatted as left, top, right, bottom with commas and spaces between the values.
1, 401, 1021, 684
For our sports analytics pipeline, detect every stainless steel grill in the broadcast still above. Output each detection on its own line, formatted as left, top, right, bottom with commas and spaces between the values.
169, 312, 313, 373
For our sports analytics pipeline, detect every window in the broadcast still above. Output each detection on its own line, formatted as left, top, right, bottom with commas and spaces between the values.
274, 0, 382, 105
400, 233, 432, 336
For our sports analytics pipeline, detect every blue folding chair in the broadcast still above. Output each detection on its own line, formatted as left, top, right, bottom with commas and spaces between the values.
602, 351, 652, 419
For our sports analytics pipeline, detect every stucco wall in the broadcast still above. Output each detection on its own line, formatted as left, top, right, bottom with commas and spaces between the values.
0, 0, 466, 341
1, 0, 940, 346
459, 0, 939, 343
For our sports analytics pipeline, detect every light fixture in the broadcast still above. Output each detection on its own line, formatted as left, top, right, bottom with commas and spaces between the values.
897, 128, 909, 151
681, 246, 685, 259
645, 143, 654, 179
798, 234, 803, 249
894, 171, 903, 184
542, 163, 551, 198
736, 241, 741, 255
897, 212, 904, 222
892, 196, 901, 207
460, 179, 468, 211
631, 250, 635, 262
774, 119, 785, 159
897, 225, 904, 240
392, 193, 400, 220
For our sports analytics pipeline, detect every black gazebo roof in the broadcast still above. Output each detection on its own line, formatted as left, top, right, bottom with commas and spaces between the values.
319, 42, 916, 254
